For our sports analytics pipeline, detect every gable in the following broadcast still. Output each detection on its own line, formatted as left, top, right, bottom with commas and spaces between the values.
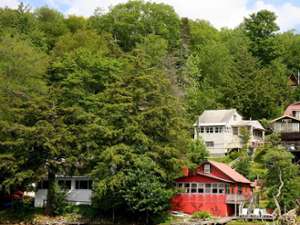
271, 115, 300, 124
196, 162, 235, 182
196, 161, 251, 184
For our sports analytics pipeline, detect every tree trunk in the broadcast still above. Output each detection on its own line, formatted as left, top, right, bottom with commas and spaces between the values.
45, 166, 56, 216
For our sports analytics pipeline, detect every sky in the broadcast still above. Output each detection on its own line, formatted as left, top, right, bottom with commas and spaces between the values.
1, 0, 300, 32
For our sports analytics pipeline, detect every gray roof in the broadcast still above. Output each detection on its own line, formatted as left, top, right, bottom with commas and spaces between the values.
197, 109, 237, 125
232, 120, 265, 130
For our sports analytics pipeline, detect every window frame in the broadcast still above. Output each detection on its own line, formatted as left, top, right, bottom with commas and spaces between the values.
75, 180, 92, 190
204, 163, 211, 174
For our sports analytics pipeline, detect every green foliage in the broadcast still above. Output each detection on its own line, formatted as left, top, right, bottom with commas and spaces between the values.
187, 139, 209, 169
51, 182, 68, 215
243, 10, 281, 65
65, 15, 86, 33
89, 0, 180, 51
0, 35, 48, 118
233, 152, 251, 178
34, 7, 68, 49
263, 145, 300, 211
192, 211, 211, 219
121, 169, 174, 216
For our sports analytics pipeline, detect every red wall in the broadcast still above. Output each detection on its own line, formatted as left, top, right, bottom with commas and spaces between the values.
171, 194, 229, 217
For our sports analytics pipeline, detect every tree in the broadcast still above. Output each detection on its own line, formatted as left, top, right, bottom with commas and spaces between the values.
233, 127, 251, 178
243, 10, 281, 65
264, 147, 300, 211
121, 169, 174, 223
91, 38, 190, 219
89, 0, 181, 51
65, 15, 86, 33
186, 139, 208, 169
0, 35, 48, 119
34, 7, 68, 50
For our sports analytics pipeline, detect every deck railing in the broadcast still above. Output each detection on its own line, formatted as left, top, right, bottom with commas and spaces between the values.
226, 194, 246, 203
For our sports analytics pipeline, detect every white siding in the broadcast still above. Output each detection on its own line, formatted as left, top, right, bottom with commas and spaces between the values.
34, 177, 92, 208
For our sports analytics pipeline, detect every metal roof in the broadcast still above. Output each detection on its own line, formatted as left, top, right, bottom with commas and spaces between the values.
232, 120, 265, 130
196, 109, 237, 125
208, 161, 251, 184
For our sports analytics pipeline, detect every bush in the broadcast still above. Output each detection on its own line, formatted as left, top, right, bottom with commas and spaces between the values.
192, 211, 211, 220
52, 182, 67, 215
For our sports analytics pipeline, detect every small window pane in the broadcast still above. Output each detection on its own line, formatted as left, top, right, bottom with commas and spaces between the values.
205, 184, 211, 193
204, 164, 211, 174
212, 184, 218, 193
233, 127, 239, 135
191, 183, 197, 193
76, 180, 89, 189
218, 184, 224, 193
198, 188, 204, 193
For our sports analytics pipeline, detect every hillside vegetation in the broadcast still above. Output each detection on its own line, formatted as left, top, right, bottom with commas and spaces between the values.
0, 1, 299, 223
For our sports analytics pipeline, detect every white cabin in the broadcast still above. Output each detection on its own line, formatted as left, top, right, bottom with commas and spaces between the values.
34, 176, 92, 207
194, 109, 265, 156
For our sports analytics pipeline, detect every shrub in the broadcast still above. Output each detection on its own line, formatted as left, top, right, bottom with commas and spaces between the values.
52, 182, 67, 215
192, 211, 211, 220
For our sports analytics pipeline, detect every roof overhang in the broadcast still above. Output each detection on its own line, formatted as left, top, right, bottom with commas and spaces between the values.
271, 115, 300, 123
196, 172, 234, 183
196, 123, 227, 127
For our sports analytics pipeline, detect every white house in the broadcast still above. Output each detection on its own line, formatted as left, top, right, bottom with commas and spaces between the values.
194, 109, 265, 156
34, 176, 92, 207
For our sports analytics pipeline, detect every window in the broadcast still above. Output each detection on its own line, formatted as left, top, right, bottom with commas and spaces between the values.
204, 163, 211, 174
176, 183, 227, 194
205, 127, 210, 133
184, 183, 190, 193
205, 142, 214, 147
215, 126, 222, 133
212, 184, 218, 193
233, 127, 239, 135
191, 183, 197, 193
37, 181, 48, 189
198, 184, 204, 193
205, 184, 211, 193
75, 180, 92, 190
200, 127, 205, 133
218, 183, 224, 194
225, 184, 230, 194
209, 127, 214, 133
58, 180, 71, 189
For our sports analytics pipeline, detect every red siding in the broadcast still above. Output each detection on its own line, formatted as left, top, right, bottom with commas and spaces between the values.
171, 194, 228, 217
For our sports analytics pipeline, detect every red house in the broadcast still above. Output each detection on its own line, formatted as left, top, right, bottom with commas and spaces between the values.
171, 161, 253, 217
